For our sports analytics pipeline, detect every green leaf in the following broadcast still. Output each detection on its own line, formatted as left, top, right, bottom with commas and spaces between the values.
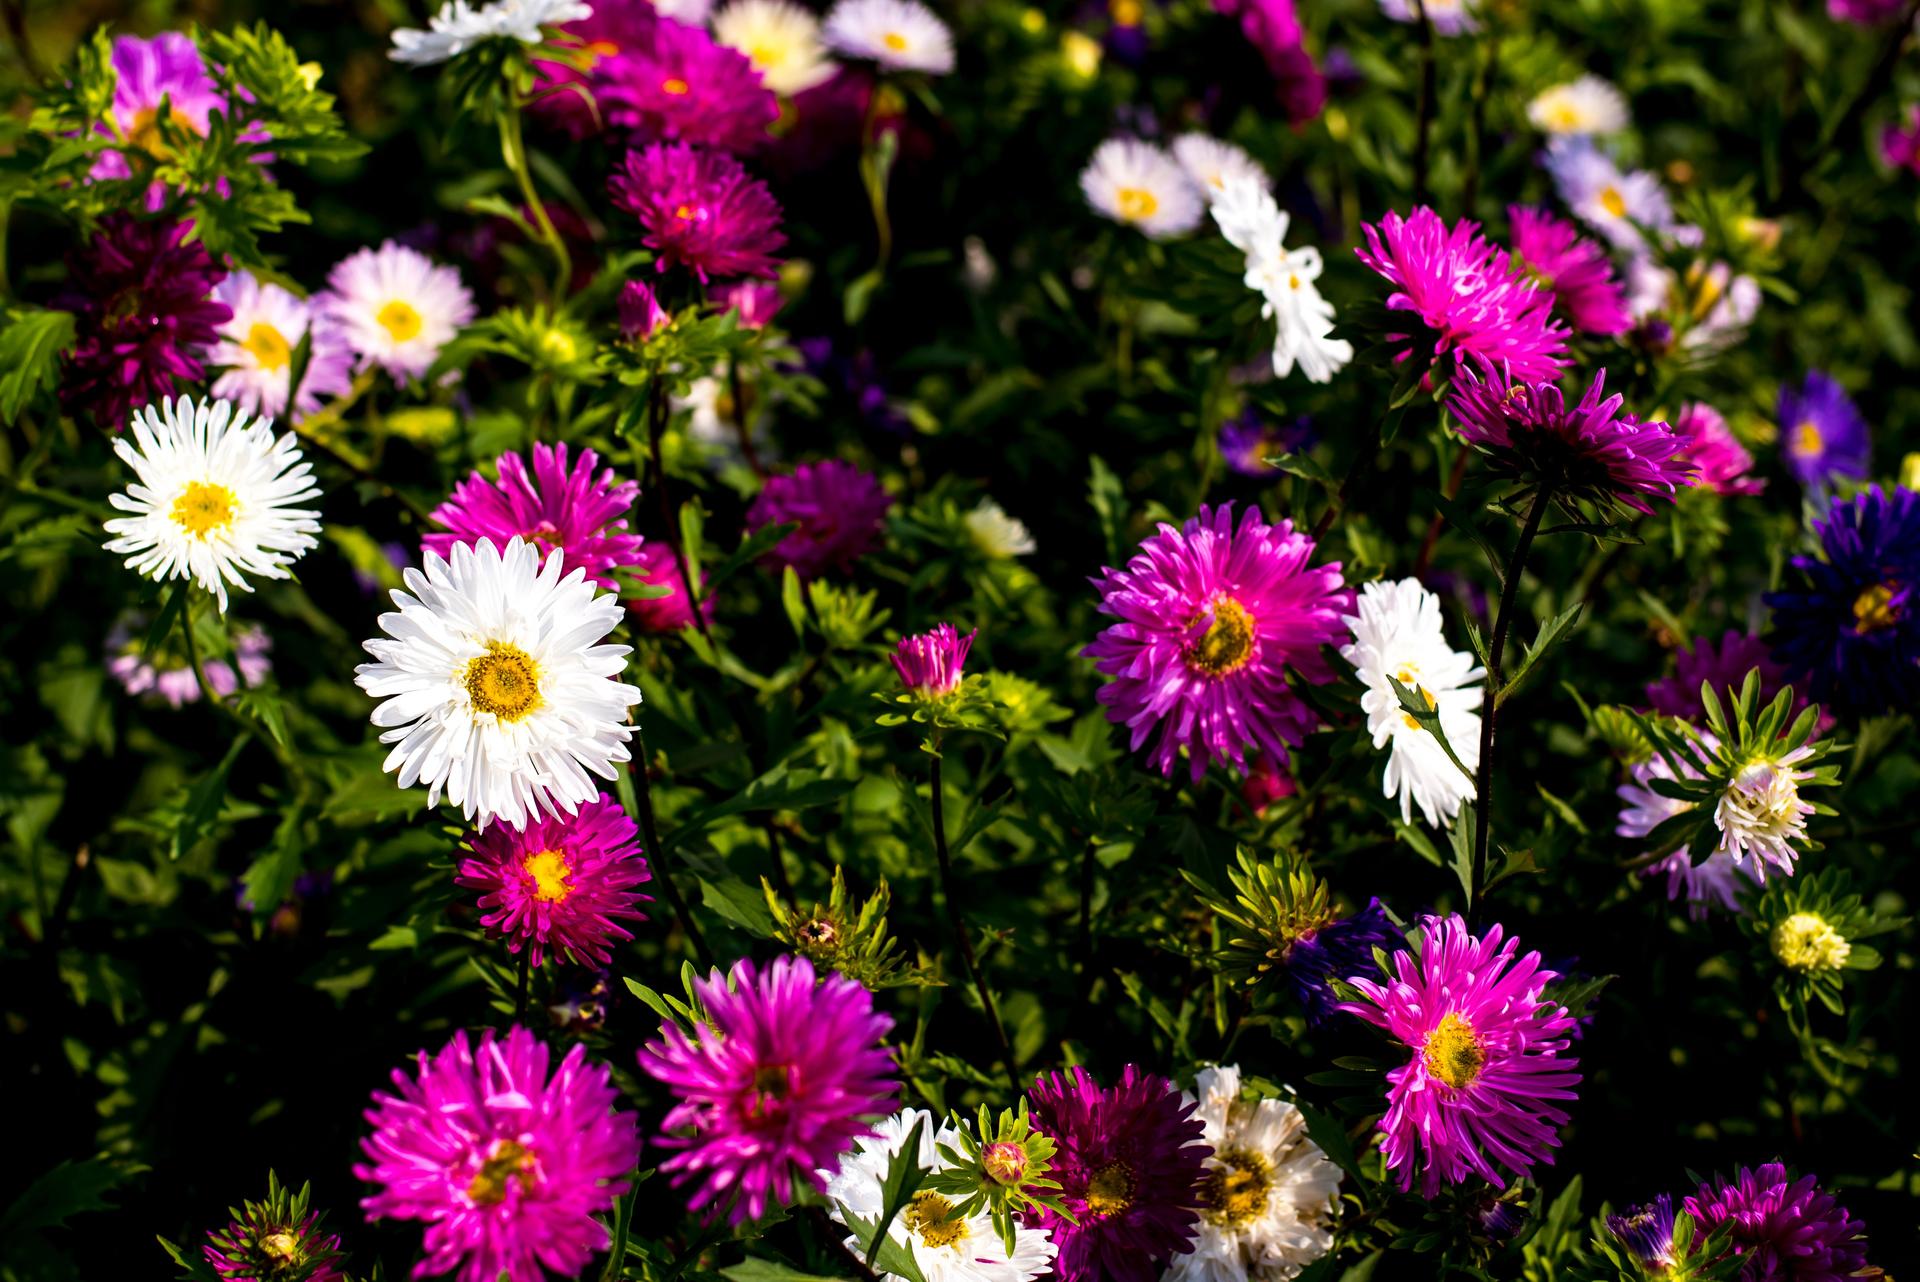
720, 1260, 849, 1282
1386, 674, 1475, 783
1448, 802, 1477, 908
1498, 603, 1583, 708
0, 1159, 144, 1242
0, 308, 77, 422
171, 733, 248, 861
1265, 450, 1336, 489
1087, 455, 1124, 568
663, 763, 857, 853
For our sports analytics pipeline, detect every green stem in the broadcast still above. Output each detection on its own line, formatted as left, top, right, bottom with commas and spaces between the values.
928, 749, 1018, 1095
627, 725, 714, 969
1410, 0, 1437, 206
644, 373, 713, 641
515, 949, 531, 1023
498, 103, 572, 302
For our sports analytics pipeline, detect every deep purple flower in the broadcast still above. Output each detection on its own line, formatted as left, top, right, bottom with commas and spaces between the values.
638, 956, 898, 1224
1778, 371, 1871, 491
602, 17, 780, 153
1605, 1194, 1678, 1272
610, 142, 787, 282
619, 279, 670, 339
1685, 1164, 1873, 1281
1507, 205, 1631, 337
1283, 896, 1400, 1026
425, 443, 642, 592
626, 541, 713, 632
1645, 630, 1799, 722
1675, 402, 1766, 496
746, 460, 893, 580
891, 623, 976, 697
1025, 1066, 1210, 1282
1217, 410, 1318, 477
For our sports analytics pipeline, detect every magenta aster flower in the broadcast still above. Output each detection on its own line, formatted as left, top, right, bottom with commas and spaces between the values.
1024, 1066, 1209, 1282
713, 279, 784, 329
1685, 1164, 1873, 1282
1674, 402, 1765, 496
602, 18, 779, 153
618, 279, 670, 340
357, 1026, 642, 1282
532, 0, 660, 138
453, 793, 652, 968
425, 443, 642, 592
1355, 206, 1569, 383
1212, 0, 1325, 123
745, 460, 893, 580
203, 1175, 344, 1282
1507, 205, 1630, 337
1645, 630, 1798, 722
1882, 106, 1920, 178
1449, 363, 1693, 513
627, 541, 713, 632
638, 956, 898, 1224
57, 215, 231, 428
610, 142, 786, 281
1828, 0, 1907, 21
891, 623, 976, 697
1084, 503, 1352, 782
1340, 914, 1582, 1196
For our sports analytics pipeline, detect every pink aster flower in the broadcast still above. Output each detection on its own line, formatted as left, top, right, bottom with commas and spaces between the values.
1828, 0, 1907, 22
1507, 205, 1630, 337
891, 623, 976, 697
627, 541, 714, 632
1685, 1164, 1873, 1282
1084, 503, 1352, 782
601, 18, 779, 153
532, 0, 661, 138
714, 279, 785, 328
745, 460, 893, 580
1356, 206, 1569, 383
1025, 1066, 1210, 1282
454, 793, 652, 968
1340, 914, 1582, 1196
91, 34, 271, 185
618, 279, 671, 340
425, 443, 642, 592
1881, 106, 1920, 177
638, 956, 898, 1224
1674, 402, 1765, 496
610, 142, 787, 281
357, 1026, 642, 1282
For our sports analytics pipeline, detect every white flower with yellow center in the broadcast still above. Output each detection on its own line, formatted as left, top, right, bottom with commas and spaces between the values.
715, 0, 837, 94
822, 1109, 1057, 1282
102, 396, 322, 614
1081, 137, 1204, 240
1172, 133, 1270, 204
354, 537, 642, 832
823, 0, 955, 74
1170, 1065, 1339, 1282
1211, 175, 1351, 384
965, 498, 1036, 558
390, 0, 593, 64
1714, 747, 1816, 882
1526, 75, 1629, 136
319, 241, 477, 386
1339, 577, 1484, 828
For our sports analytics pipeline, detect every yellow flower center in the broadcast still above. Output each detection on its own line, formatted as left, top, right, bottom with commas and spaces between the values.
523, 848, 573, 903
582, 38, 620, 67
463, 642, 543, 722
662, 76, 690, 94
1395, 665, 1437, 730
377, 299, 424, 344
903, 1190, 970, 1250
1598, 185, 1627, 219
882, 30, 909, 50
260, 1232, 299, 1263
1185, 597, 1256, 677
675, 203, 699, 221
1423, 1011, 1485, 1089
1771, 912, 1851, 972
1790, 419, 1824, 458
465, 1139, 538, 1206
242, 321, 292, 371
1852, 582, 1900, 632
1085, 1161, 1135, 1217
126, 106, 200, 158
1547, 102, 1583, 131
747, 42, 782, 69
1202, 1149, 1272, 1229
169, 481, 239, 540
1111, 0, 1142, 22
1115, 186, 1159, 222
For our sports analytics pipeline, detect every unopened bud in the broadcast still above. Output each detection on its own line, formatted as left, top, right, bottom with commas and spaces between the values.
982, 1141, 1027, 1186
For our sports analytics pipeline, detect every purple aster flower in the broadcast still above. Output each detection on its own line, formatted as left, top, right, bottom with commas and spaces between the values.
1646, 631, 1801, 722
619, 279, 671, 340
891, 623, 976, 698
745, 460, 893, 580
626, 541, 713, 633
1507, 205, 1631, 337
107, 619, 271, 709
1605, 1194, 1678, 1272
1777, 371, 1871, 491
1644, 850, 1759, 918
357, 1026, 642, 1282
1542, 136, 1674, 251
1085, 503, 1352, 781
638, 955, 898, 1224
1340, 914, 1582, 1196
425, 443, 642, 592
1767, 485, 1920, 720
91, 34, 268, 190
1685, 1164, 1873, 1282
1025, 1066, 1210, 1282
713, 278, 784, 329
453, 793, 651, 968
1882, 106, 1920, 177
610, 142, 787, 282
57, 215, 231, 429
532, 0, 660, 138
1449, 364, 1693, 513
602, 17, 779, 153
1217, 410, 1318, 477
1283, 896, 1401, 1026
203, 1176, 344, 1282
1212, 0, 1325, 123
1380, 0, 1477, 34
1675, 402, 1766, 496
1355, 207, 1569, 383
1829, 0, 1908, 21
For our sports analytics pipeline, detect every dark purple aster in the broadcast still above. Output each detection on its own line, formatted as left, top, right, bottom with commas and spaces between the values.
1778, 371, 1871, 491
57, 215, 231, 428
1605, 1193, 1678, 1272
1685, 1164, 1873, 1282
746, 460, 893, 580
1217, 409, 1318, 477
1283, 896, 1400, 1026
1645, 630, 1804, 723
609, 142, 786, 282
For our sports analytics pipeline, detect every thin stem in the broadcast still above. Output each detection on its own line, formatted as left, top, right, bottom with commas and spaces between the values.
498, 103, 572, 302
515, 950, 531, 1023
761, 817, 794, 907
645, 375, 714, 641
1414, 446, 1472, 574
1460, 26, 1499, 215
928, 751, 1018, 1095
1819, 0, 1920, 155
727, 355, 764, 478
1311, 408, 1389, 539
1410, 0, 1437, 207
1077, 838, 1097, 1001
629, 726, 714, 968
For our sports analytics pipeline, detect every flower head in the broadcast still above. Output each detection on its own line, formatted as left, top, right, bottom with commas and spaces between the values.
357, 1026, 641, 1282
714, 278, 785, 328
319, 242, 476, 385
1217, 412, 1318, 479
1526, 75, 1629, 136
1082, 138, 1206, 240
627, 541, 713, 632
1213, 176, 1352, 383
391, 0, 593, 64
823, 0, 955, 73
1771, 911, 1852, 972
1714, 748, 1818, 883
605, 17, 780, 152
610, 142, 787, 281
1172, 134, 1269, 202
965, 499, 1036, 558
1881, 105, 1920, 177
1604, 1194, 1678, 1273
1777, 371, 1871, 491
203, 1175, 344, 1282
92, 34, 237, 183
209, 272, 356, 423
108, 618, 272, 708
1829, 0, 1908, 20
1684, 1164, 1872, 1282
715, 0, 838, 94
1282, 898, 1400, 1027
426, 444, 642, 593
530, 0, 661, 136
639, 955, 898, 1224
1674, 402, 1765, 496
1645, 631, 1794, 722
746, 460, 893, 579
892, 623, 976, 698
1543, 137, 1674, 250
1506, 205, 1631, 337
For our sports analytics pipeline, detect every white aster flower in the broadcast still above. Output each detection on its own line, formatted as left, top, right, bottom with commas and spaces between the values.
1543, 136, 1672, 250
1714, 747, 1816, 883
103, 396, 322, 614
715, 0, 838, 94
1527, 74, 1629, 136
1211, 175, 1352, 383
353, 537, 642, 832
390, 0, 593, 64
319, 241, 477, 386
822, 1109, 1058, 1282
1081, 137, 1204, 240
1339, 577, 1484, 829
823, 0, 955, 74
1172, 133, 1270, 203
965, 498, 1036, 558
209, 271, 355, 422
1169, 1065, 1340, 1282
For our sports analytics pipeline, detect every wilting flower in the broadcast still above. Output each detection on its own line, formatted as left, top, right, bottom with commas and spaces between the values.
1172, 134, 1270, 201
1674, 402, 1765, 496
1026, 1065, 1210, 1282
107, 619, 272, 708
611, 142, 787, 281
454, 793, 651, 967
606, 17, 780, 152
353, 537, 642, 831
1543, 136, 1674, 250
1645, 630, 1794, 722
823, 0, 955, 73
391, 0, 593, 64
1684, 1164, 1873, 1282
357, 1026, 641, 1282
1218, 412, 1318, 478
319, 242, 476, 385
1777, 371, 1871, 491
639, 955, 898, 1223
746, 460, 893, 579
1082, 138, 1206, 240
1526, 75, 1629, 136
1085, 503, 1352, 781
966, 498, 1036, 558
627, 541, 713, 632
1213, 176, 1352, 383
715, 0, 838, 94
426, 443, 641, 593
1340, 914, 1581, 1196
209, 272, 356, 423
1379, 0, 1476, 34
1507, 205, 1631, 336
202, 1175, 344, 1282
1604, 1194, 1678, 1273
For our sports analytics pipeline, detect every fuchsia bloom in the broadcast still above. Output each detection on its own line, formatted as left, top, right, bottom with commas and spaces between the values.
618, 279, 671, 339
604, 18, 779, 153
532, 0, 660, 138
714, 279, 785, 328
454, 793, 651, 968
203, 1182, 344, 1282
1356, 206, 1569, 383
1881, 106, 1920, 177
425, 444, 642, 592
627, 541, 713, 632
92, 34, 257, 184
1084, 503, 1352, 782
1685, 1164, 1873, 1282
357, 1026, 642, 1282
638, 956, 898, 1224
1212, 0, 1325, 123
1506, 205, 1630, 337
1024, 1066, 1210, 1282
1674, 402, 1765, 496
1340, 914, 1582, 1196
1828, 0, 1907, 21
610, 143, 787, 281
746, 460, 893, 580
891, 623, 976, 697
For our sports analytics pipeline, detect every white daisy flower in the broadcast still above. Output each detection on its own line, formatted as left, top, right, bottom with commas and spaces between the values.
102, 396, 322, 614
1526, 74, 1629, 136
822, 1109, 1058, 1282
209, 271, 356, 422
1170, 1065, 1340, 1282
823, 0, 955, 74
714, 0, 838, 94
1339, 577, 1485, 829
319, 241, 477, 386
965, 498, 1036, 558
1080, 137, 1204, 240
390, 0, 593, 64
1714, 746, 1816, 883
1211, 175, 1352, 383
1172, 133, 1270, 203
353, 537, 642, 832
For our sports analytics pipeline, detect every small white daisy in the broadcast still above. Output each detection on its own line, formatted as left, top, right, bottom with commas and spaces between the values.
390, 0, 593, 64
965, 498, 1036, 558
209, 271, 356, 422
1172, 133, 1270, 203
1339, 577, 1485, 829
714, 0, 838, 95
1170, 1065, 1340, 1282
823, 0, 955, 74
1526, 74, 1629, 136
821, 1109, 1058, 1282
1714, 747, 1816, 883
354, 537, 642, 832
1211, 175, 1352, 383
1080, 137, 1204, 240
318, 241, 477, 386
102, 396, 322, 614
